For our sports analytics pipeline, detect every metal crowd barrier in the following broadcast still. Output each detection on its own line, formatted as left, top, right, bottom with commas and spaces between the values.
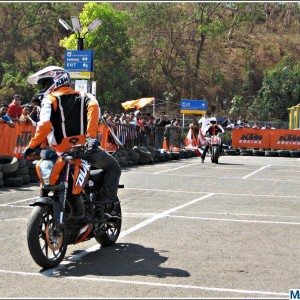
112, 124, 183, 150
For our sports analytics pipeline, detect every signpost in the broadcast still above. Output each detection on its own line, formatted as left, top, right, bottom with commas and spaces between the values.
180, 99, 208, 128
64, 50, 94, 79
75, 79, 89, 93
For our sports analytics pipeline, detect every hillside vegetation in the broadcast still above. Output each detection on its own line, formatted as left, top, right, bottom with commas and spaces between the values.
0, 2, 299, 121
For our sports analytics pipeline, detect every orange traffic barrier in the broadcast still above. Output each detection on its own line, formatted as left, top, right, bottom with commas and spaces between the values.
0, 123, 18, 156
0, 122, 119, 157
232, 128, 300, 150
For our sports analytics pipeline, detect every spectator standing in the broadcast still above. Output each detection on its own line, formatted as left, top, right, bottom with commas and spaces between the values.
136, 112, 146, 146
29, 96, 41, 123
262, 123, 275, 129
0, 104, 15, 127
189, 118, 200, 139
198, 112, 210, 133
244, 120, 251, 128
19, 105, 37, 127
155, 111, 169, 149
144, 115, 156, 147
7, 94, 23, 122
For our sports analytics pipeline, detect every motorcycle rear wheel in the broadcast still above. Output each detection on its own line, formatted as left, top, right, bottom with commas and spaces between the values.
27, 205, 67, 269
95, 203, 122, 247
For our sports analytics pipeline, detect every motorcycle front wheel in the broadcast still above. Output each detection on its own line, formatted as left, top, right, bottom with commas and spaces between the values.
27, 205, 67, 269
211, 146, 219, 164
95, 203, 122, 247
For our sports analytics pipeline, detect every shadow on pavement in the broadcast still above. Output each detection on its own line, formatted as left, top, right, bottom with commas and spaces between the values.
217, 162, 245, 166
55, 243, 190, 279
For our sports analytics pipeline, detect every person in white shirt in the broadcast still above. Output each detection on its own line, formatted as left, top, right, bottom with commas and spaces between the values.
198, 113, 211, 133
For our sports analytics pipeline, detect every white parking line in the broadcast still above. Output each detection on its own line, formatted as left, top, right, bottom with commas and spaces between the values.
1, 188, 298, 213
0, 197, 39, 207
0, 269, 287, 297
129, 171, 299, 183
173, 211, 300, 219
123, 187, 300, 199
169, 215, 300, 225
242, 165, 271, 179
153, 162, 201, 174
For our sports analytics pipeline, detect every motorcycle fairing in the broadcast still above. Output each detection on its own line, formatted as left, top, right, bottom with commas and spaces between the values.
72, 159, 90, 195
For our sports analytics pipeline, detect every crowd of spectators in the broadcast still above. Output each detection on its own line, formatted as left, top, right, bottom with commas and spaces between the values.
223, 117, 276, 130
0, 94, 41, 127
102, 110, 182, 149
1, 94, 277, 151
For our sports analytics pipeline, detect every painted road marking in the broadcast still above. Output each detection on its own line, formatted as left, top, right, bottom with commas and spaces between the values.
1, 211, 299, 225
129, 171, 299, 183
0, 188, 298, 212
0, 269, 287, 297
0, 197, 39, 207
153, 162, 201, 174
123, 187, 300, 199
242, 165, 271, 179
169, 215, 300, 225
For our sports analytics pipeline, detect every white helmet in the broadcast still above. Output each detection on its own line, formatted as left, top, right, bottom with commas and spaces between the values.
210, 117, 217, 124
27, 66, 71, 95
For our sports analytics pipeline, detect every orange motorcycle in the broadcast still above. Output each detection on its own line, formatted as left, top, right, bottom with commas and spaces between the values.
26, 144, 122, 269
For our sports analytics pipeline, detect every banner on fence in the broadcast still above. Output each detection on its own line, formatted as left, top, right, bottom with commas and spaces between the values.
232, 128, 300, 150
0, 123, 18, 156
0, 122, 120, 157
269, 130, 300, 150
14, 123, 37, 158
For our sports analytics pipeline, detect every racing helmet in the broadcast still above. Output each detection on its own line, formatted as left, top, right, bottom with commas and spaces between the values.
210, 117, 217, 125
27, 66, 71, 95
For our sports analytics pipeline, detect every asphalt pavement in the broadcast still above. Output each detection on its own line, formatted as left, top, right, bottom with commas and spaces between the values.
0, 154, 299, 298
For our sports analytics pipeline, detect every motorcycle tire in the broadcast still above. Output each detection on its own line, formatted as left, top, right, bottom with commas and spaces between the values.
290, 150, 300, 158
27, 205, 67, 269
211, 146, 219, 164
278, 150, 290, 157
95, 203, 122, 247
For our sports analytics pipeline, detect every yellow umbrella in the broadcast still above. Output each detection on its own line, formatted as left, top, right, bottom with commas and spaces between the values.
121, 97, 155, 111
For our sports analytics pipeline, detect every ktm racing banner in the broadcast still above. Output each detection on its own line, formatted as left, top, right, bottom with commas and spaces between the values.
232, 128, 270, 149
0, 123, 120, 158
232, 128, 300, 150
269, 129, 300, 150
14, 123, 37, 158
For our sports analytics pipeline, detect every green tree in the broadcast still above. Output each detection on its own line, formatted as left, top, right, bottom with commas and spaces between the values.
249, 57, 300, 120
60, 2, 140, 111
0, 3, 76, 104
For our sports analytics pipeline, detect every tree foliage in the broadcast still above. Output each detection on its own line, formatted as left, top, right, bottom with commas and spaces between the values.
60, 2, 140, 111
0, 2, 299, 121
249, 57, 300, 120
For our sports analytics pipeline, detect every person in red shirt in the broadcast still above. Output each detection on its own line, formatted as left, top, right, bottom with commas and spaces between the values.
7, 94, 23, 122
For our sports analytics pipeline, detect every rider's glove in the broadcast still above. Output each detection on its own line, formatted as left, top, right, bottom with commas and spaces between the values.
86, 138, 99, 151
23, 147, 35, 159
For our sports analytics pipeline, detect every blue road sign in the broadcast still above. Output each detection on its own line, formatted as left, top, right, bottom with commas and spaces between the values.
64, 50, 94, 72
180, 99, 208, 111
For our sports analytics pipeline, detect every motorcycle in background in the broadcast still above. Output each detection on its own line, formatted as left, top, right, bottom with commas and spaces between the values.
26, 144, 122, 269
206, 134, 222, 164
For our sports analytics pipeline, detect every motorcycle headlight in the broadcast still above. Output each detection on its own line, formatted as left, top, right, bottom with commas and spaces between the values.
39, 160, 54, 185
